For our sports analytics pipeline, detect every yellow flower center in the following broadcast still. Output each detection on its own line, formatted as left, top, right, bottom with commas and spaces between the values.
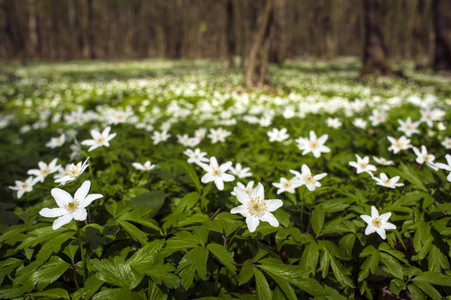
359, 162, 368, 168
283, 181, 292, 188
65, 200, 79, 213
308, 140, 319, 150
304, 173, 316, 185
95, 136, 105, 144
213, 168, 222, 177
248, 196, 267, 216
372, 217, 382, 228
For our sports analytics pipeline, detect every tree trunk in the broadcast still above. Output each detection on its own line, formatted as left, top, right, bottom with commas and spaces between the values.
244, 0, 273, 87
81, 0, 95, 59
433, 0, 451, 72
27, 0, 38, 58
360, 0, 398, 77
226, 0, 236, 67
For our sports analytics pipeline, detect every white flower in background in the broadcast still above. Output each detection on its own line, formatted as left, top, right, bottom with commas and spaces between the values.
272, 177, 301, 194
27, 158, 61, 182
151, 130, 171, 145
9, 176, 39, 199
436, 154, 451, 182
361, 206, 396, 240
39, 180, 103, 230
200, 157, 235, 190
438, 122, 446, 131
387, 136, 411, 154
373, 156, 394, 166
230, 183, 283, 233
177, 134, 198, 147
420, 108, 435, 127
349, 154, 377, 175
351, 99, 367, 112
397, 117, 420, 137
326, 117, 342, 129
231, 181, 255, 196
296, 130, 330, 158
267, 128, 290, 142
208, 128, 231, 144
369, 109, 387, 126
132, 160, 156, 171
106, 109, 133, 125
442, 137, 451, 150
184, 148, 209, 165
46, 133, 66, 149
372, 173, 404, 189
54, 157, 90, 185
229, 163, 252, 179
412, 145, 438, 170
194, 128, 207, 142
70, 141, 82, 161
352, 118, 367, 129
81, 126, 117, 151
290, 164, 327, 191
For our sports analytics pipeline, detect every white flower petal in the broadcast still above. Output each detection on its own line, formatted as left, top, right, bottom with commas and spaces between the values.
214, 178, 224, 190
252, 183, 264, 200
52, 214, 73, 230
74, 180, 91, 202
376, 227, 387, 240
51, 188, 73, 207
260, 212, 279, 227
80, 193, 103, 208
73, 208, 87, 221
266, 199, 283, 212
39, 207, 66, 218
360, 215, 373, 224
234, 187, 250, 205
365, 224, 376, 235
246, 215, 260, 233
230, 205, 249, 217
371, 206, 379, 218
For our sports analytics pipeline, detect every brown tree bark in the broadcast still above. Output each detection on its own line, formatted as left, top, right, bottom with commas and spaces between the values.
244, 0, 274, 87
1, 0, 26, 60
27, 0, 38, 58
80, 0, 95, 59
226, 0, 236, 67
432, 0, 451, 72
360, 0, 398, 77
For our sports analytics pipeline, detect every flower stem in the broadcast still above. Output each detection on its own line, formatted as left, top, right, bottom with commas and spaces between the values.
214, 266, 222, 296
299, 187, 307, 231
76, 221, 86, 285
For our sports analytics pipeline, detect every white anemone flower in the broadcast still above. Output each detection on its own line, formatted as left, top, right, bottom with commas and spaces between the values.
267, 128, 290, 142
373, 156, 394, 166
387, 136, 411, 154
54, 157, 90, 185
272, 177, 301, 194
369, 109, 387, 126
290, 164, 327, 191
349, 154, 377, 174
397, 117, 420, 137
229, 163, 253, 179
27, 158, 61, 182
412, 145, 438, 170
372, 173, 404, 189
132, 161, 156, 171
151, 130, 171, 145
39, 180, 103, 230
81, 126, 117, 152
9, 176, 39, 199
441, 137, 451, 150
295, 131, 330, 158
208, 128, 231, 144
200, 157, 235, 190
360, 206, 396, 240
184, 148, 209, 165
46, 133, 66, 149
231, 181, 255, 196
231, 182, 283, 233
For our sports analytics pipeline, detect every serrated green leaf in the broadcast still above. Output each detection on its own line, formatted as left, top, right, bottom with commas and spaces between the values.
128, 239, 164, 271
16, 226, 70, 250
146, 264, 180, 289
254, 267, 271, 300
329, 255, 354, 287
428, 245, 450, 272
413, 271, 451, 287
390, 278, 406, 296
72, 275, 104, 300
238, 260, 254, 286
92, 288, 146, 300
91, 256, 144, 289
26, 288, 70, 299
300, 241, 319, 276
31, 256, 70, 290
83, 225, 111, 251
176, 192, 200, 213
407, 283, 427, 300
397, 164, 427, 192
0, 258, 22, 286
263, 271, 296, 300
293, 278, 325, 296
178, 247, 209, 290
207, 243, 237, 275
117, 220, 148, 245
36, 231, 75, 263
311, 208, 324, 237
0, 285, 33, 300
412, 280, 442, 300
148, 279, 168, 300
320, 199, 350, 213
339, 234, 355, 259
358, 250, 380, 282
380, 253, 403, 279
131, 190, 166, 218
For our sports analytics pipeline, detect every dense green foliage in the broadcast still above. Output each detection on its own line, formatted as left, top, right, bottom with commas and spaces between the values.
0, 59, 451, 299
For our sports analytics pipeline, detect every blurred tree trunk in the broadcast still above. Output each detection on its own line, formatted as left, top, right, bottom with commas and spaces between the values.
81, 0, 95, 59
27, 0, 38, 58
244, 0, 273, 87
68, 0, 82, 58
1, 0, 25, 60
432, 0, 451, 72
360, 0, 398, 77
226, 0, 236, 67
268, 0, 286, 64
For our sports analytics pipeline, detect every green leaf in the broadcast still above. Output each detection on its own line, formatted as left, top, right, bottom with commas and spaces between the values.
72, 275, 104, 300
311, 207, 324, 237
412, 280, 442, 300
338, 233, 355, 259
390, 278, 406, 296
26, 288, 70, 299
254, 267, 271, 300
92, 288, 146, 300
329, 255, 354, 288
238, 260, 254, 286
407, 283, 427, 300
177, 247, 209, 290
300, 241, 319, 276
0, 285, 33, 300
174, 159, 202, 192
397, 164, 427, 192
148, 280, 168, 300
413, 271, 451, 287
131, 190, 166, 218
176, 192, 200, 213
117, 220, 148, 245
380, 252, 403, 280
0, 258, 22, 286
358, 248, 380, 282
207, 243, 237, 275
127, 239, 165, 271
91, 256, 144, 289
16, 225, 70, 250
31, 256, 70, 290
146, 264, 180, 289
428, 245, 450, 272
263, 271, 296, 300
83, 225, 111, 251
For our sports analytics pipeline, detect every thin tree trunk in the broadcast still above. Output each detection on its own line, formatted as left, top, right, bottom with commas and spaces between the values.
226, 0, 236, 67
27, 0, 38, 58
244, 0, 273, 87
432, 0, 451, 72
